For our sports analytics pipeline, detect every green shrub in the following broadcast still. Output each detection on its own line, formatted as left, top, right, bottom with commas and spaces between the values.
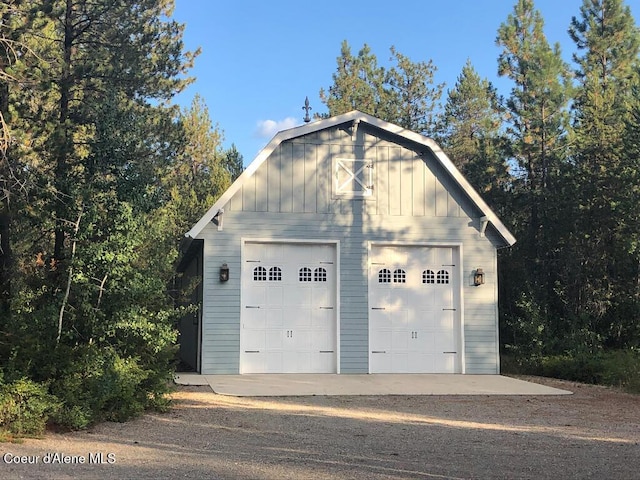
50, 344, 174, 429
599, 350, 640, 393
503, 349, 640, 394
0, 379, 60, 438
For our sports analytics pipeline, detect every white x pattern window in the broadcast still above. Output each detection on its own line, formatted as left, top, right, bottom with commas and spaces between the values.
334, 158, 373, 197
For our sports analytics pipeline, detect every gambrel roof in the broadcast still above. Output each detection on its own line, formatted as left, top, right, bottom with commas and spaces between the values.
186, 110, 516, 246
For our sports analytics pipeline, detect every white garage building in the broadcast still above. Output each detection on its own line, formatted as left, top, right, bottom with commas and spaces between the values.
177, 110, 515, 375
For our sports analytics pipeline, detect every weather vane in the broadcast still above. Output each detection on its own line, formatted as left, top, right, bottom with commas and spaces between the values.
302, 96, 312, 123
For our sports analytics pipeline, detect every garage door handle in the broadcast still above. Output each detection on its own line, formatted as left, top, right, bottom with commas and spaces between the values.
319, 307, 334, 310
245, 306, 261, 309
371, 350, 386, 354
320, 350, 334, 353
442, 308, 456, 311
443, 351, 457, 354
371, 307, 386, 310
244, 350, 260, 353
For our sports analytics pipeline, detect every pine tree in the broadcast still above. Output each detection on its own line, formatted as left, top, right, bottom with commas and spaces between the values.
567, 0, 640, 347
439, 59, 509, 212
319, 41, 443, 134
162, 94, 235, 238
496, 0, 572, 354
319, 41, 386, 118
385, 46, 444, 135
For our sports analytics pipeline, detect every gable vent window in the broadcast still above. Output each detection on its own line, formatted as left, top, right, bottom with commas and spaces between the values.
393, 269, 406, 283
269, 266, 282, 281
378, 268, 391, 283
334, 158, 374, 197
253, 266, 267, 281
314, 267, 327, 282
299, 267, 312, 282
436, 270, 450, 284
422, 270, 435, 284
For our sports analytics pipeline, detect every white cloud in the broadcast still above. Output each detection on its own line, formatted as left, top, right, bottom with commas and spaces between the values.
255, 117, 298, 138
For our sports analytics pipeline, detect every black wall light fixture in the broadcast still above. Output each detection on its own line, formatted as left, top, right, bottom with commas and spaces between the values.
220, 263, 230, 282
473, 268, 485, 286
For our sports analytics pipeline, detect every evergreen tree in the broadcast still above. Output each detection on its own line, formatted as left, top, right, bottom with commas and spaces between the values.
385, 46, 444, 135
162, 94, 238, 239
320, 41, 443, 134
496, 0, 572, 354
319, 41, 387, 118
439, 59, 509, 213
566, 0, 640, 347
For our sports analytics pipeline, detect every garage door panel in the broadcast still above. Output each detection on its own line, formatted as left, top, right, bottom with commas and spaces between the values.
244, 308, 266, 329
243, 329, 265, 351
435, 310, 455, 329
407, 353, 435, 373
369, 310, 389, 331
371, 328, 392, 351
284, 306, 312, 328
242, 352, 265, 373
434, 354, 456, 373
312, 286, 331, 307
312, 308, 335, 329
434, 330, 455, 350
312, 352, 336, 373
391, 329, 409, 350
286, 286, 312, 307
264, 352, 282, 373
435, 288, 453, 307
391, 352, 409, 372
290, 329, 312, 350
266, 286, 284, 307
244, 286, 267, 306
283, 351, 311, 373
370, 352, 391, 373
266, 308, 284, 328
312, 328, 335, 351
266, 329, 284, 350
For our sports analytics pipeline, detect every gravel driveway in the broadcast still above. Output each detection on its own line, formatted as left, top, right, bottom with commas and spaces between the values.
1, 377, 638, 479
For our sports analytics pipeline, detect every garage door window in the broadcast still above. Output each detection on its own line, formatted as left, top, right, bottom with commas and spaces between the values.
253, 266, 267, 281
299, 267, 312, 282
269, 266, 282, 281
378, 268, 391, 283
422, 270, 435, 284
393, 269, 406, 283
436, 270, 449, 284
314, 267, 327, 282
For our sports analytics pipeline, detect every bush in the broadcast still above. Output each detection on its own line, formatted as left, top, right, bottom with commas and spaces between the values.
0, 379, 60, 438
503, 349, 640, 394
50, 345, 170, 429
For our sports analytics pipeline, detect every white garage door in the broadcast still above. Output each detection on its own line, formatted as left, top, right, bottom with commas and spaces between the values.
369, 245, 460, 373
241, 242, 337, 373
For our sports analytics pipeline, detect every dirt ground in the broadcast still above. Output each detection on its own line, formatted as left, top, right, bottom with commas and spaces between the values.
1, 376, 638, 480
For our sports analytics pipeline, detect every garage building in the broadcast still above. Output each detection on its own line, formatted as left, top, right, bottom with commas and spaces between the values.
177, 110, 515, 375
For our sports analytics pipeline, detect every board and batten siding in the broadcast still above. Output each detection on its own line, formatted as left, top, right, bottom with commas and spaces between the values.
198, 124, 501, 374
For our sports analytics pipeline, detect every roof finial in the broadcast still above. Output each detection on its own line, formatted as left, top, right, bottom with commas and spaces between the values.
302, 96, 312, 123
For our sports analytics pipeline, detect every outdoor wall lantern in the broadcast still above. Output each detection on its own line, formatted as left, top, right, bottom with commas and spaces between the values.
220, 263, 230, 282
473, 268, 485, 286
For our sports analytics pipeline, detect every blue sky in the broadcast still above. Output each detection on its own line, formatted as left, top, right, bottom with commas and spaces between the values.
172, 0, 638, 164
